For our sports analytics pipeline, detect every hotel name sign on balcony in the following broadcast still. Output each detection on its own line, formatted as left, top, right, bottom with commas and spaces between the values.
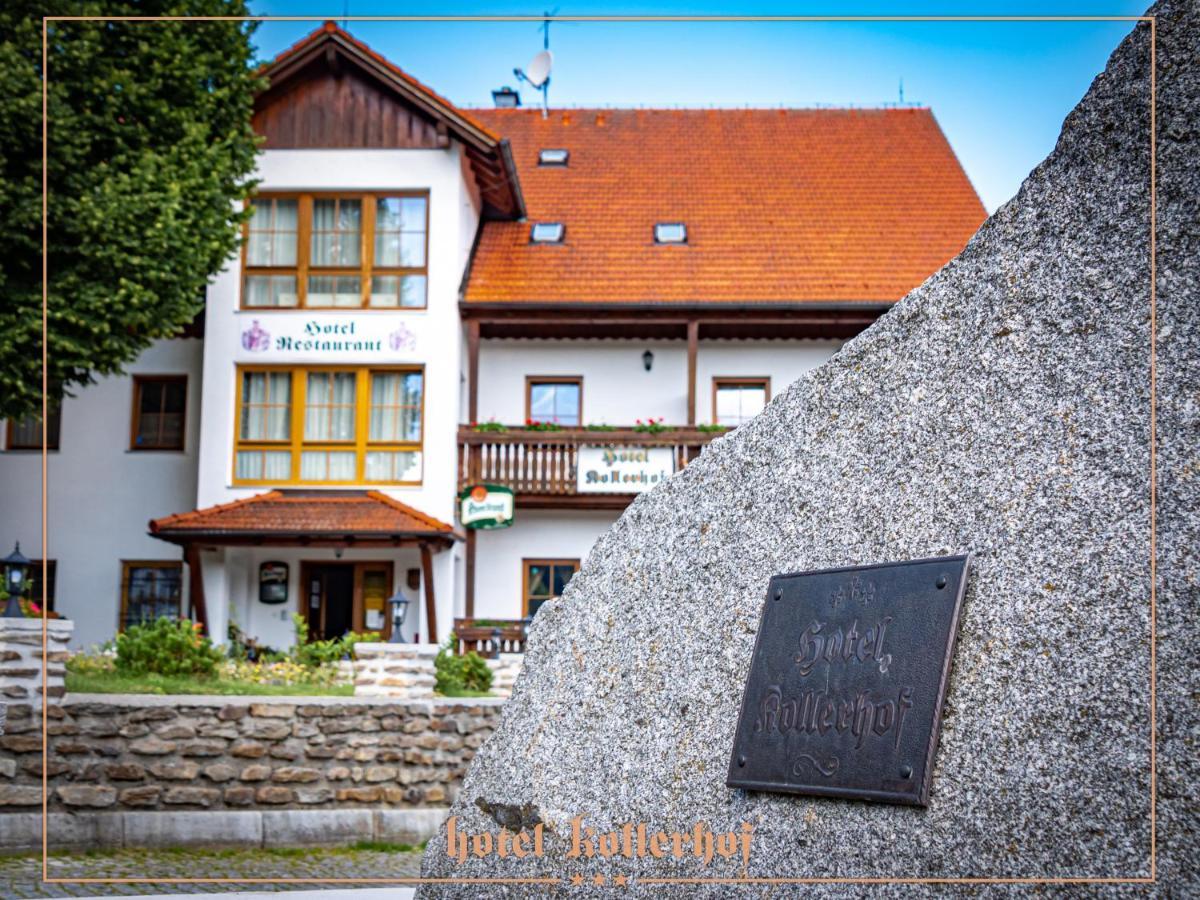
576, 446, 676, 494
236, 315, 419, 362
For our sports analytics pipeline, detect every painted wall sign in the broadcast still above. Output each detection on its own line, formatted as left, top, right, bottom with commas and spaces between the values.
727, 555, 971, 806
576, 446, 675, 494
236, 315, 418, 361
459, 484, 515, 529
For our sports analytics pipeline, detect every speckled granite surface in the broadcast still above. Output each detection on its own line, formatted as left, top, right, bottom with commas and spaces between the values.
420, 1, 1197, 895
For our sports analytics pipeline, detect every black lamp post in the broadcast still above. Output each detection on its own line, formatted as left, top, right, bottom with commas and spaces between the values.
2, 542, 32, 618
388, 592, 411, 643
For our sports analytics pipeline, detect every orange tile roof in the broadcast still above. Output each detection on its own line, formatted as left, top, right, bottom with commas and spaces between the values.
150, 491, 457, 542
465, 107, 987, 304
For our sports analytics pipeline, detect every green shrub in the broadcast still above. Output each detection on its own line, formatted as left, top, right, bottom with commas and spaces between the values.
458, 652, 493, 693
289, 613, 381, 668
434, 633, 493, 695
114, 618, 222, 678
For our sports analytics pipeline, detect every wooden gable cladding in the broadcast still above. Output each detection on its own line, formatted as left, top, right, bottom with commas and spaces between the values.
254, 62, 449, 150
253, 22, 524, 220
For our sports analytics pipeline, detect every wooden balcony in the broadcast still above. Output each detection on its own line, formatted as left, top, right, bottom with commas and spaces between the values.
457, 425, 723, 505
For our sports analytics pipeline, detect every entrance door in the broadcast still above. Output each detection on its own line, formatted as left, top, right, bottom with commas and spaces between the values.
306, 564, 355, 640
302, 562, 395, 640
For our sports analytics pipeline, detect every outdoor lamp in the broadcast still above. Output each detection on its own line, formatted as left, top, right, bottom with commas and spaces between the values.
388, 592, 410, 643
2, 542, 32, 618
642, 350, 654, 372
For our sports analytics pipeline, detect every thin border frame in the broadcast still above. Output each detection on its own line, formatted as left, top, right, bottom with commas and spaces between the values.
36, 12, 1157, 889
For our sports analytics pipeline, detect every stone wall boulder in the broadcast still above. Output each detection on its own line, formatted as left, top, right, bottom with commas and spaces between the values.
419, 1, 1197, 894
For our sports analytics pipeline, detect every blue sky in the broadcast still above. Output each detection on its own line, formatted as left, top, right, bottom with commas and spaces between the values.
246, 3, 1149, 212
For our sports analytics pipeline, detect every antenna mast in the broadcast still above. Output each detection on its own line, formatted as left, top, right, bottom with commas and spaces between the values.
512, 11, 555, 119
538, 11, 552, 117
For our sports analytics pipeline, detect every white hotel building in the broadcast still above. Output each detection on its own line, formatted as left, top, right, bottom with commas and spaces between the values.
0, 24, 985, 652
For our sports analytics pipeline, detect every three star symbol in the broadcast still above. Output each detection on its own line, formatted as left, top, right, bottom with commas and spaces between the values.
568, 872, 629, 888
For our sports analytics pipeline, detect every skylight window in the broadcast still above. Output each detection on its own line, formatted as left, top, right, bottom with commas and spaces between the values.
654, 223, 688, 244
538, 148, 569, 166
530, 222, 565, 243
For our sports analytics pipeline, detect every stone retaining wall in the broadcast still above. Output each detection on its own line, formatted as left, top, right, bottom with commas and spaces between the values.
0, 694, 503, 815
0, 618, 72, 703
352, 643, 437, 698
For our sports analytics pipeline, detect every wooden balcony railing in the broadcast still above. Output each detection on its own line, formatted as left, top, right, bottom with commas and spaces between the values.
457, 426, 723, 496
453, 618, 529, 656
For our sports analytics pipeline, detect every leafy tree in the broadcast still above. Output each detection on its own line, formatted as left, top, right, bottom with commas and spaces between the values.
0, 2, 262, 420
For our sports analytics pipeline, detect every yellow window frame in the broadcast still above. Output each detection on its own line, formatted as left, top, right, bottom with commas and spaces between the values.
240, 191, 430, 311
232, 364, 425, 486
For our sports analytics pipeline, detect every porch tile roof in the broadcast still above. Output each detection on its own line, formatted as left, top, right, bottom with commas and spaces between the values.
149, 491, 457, 543
465, 107, 987, 305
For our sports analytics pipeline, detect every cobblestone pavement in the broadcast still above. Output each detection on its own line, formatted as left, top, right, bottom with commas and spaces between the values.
0, 848, 424, 898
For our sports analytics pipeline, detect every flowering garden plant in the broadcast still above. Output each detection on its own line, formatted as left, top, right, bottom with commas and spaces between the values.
632, 416, 669, 434
523, 418, 564, 432
470, 419, 508, 433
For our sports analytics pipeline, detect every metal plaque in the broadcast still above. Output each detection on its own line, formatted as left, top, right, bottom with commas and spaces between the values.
727, 555, 971, 806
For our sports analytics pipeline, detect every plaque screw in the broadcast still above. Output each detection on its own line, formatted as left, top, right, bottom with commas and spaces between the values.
935, 575, 948, 590
738, 755, 747, 767
900, 765, 913, 779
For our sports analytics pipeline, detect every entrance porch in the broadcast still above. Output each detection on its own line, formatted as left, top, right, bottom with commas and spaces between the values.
149, 490, 460, 648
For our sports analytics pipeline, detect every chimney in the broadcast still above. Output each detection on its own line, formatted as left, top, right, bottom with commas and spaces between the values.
491, 87, 521, 108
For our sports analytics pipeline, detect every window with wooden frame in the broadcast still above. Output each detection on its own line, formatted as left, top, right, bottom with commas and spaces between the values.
6, 407, 61, 450
713, 377, 770, 427
233, 365, 424, 486
522, 559, 580, 617
242, 192, 429, 310
120, 561, 183, 631
131, 376, 187, 451
526, 376, 582, 426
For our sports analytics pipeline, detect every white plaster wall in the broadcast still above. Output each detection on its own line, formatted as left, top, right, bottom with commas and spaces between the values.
475, 339, 843, 426
476, 341, 685, 426
215, 545, 426, 651
695, 340, 843, 423
471, 510, 618, 620
197, 145, 478, 529
195, 145, 482, 644
0, 338, 203, 648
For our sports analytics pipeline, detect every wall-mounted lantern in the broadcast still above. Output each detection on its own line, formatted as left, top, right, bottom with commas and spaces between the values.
388, 592, 411, 643
2, 542, 31, 618
642, 350, 654, 372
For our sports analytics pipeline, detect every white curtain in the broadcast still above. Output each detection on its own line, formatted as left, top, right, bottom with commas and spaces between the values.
311, 199, 360, 266
241, 372, 290, 440
305, 373, 355, 440
365, 450, 420, 483
369, 373, 421, 442
369, 373, 398, 441
236, 449, 291, 481
247, 200, 297, 267
301, 451, 355, 481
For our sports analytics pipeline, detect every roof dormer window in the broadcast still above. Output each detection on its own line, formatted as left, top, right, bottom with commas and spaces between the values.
654, 222, 687, 244
538, 148, 569, 166
530, 222, 565, 243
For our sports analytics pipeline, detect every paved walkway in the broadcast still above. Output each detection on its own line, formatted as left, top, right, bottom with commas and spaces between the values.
0, 849, 424, 898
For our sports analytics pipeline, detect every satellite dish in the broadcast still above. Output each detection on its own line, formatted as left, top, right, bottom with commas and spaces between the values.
526, 50, 553, 88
